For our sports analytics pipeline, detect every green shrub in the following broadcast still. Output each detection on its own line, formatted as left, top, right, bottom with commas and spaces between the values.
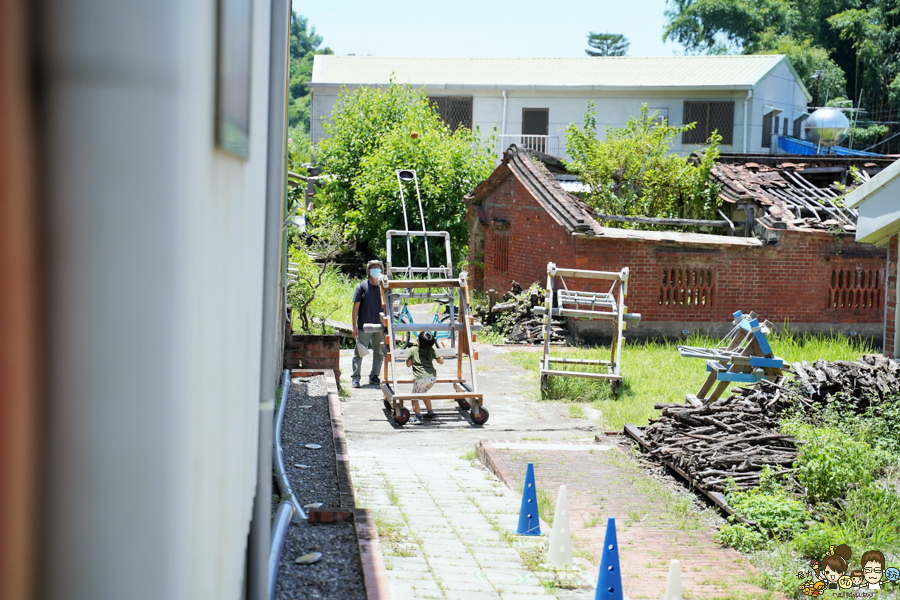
726, 486, 809, 536
792, 522, 833, 560
315, 82, 495, 262
564, 103, 722, 226
715, 523, 767, 553
782, 420, 893, 503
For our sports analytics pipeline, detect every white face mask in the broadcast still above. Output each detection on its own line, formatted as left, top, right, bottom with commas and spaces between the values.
369, 268, 382, 278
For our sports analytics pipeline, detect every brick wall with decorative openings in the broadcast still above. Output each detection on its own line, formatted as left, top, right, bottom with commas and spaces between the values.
827, 265, 883, 311
659, 267, 715, 309
469, 177, 887, 329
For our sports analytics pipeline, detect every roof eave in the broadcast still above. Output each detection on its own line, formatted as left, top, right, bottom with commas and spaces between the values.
308, 82, 757, 92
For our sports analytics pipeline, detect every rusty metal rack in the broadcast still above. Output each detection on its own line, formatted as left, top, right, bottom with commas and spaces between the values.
533, 262, 641, 395
362, 272, 487, 426
677, 310, 784, 404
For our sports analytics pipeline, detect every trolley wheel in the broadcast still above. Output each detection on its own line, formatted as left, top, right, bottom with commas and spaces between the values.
610, 380, 622, 397
540, 375, 549, 391
383, 399, 392, 411
457, 399, 471, 410
470, 406, 489, 425
394, 407, 410, 425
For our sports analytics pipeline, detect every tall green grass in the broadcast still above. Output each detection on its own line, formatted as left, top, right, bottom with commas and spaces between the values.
503, 330, 876, 431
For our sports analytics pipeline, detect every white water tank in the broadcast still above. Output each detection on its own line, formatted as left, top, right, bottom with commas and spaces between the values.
804, 108, 850, 146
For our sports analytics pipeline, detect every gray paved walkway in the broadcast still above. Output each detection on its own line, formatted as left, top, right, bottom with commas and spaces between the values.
340, 340, 598, 600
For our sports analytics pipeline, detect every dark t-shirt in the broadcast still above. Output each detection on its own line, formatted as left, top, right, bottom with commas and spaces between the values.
353, 280, 382, 327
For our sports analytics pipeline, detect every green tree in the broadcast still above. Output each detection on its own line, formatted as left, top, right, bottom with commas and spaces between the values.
585, 32, 631, 56
663, 0, 900, 150
564, 103, 721, 225
288, 13, 332, 135
315, 83, 496, 262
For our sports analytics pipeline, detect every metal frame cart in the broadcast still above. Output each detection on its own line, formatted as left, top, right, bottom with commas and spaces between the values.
386, 169, 457, 348
676, 310, 784, 404
534, 262, 641, 395
363, 272, 486, 426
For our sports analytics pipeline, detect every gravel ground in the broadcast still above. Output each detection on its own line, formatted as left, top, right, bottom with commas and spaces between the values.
273, 375, 366, 600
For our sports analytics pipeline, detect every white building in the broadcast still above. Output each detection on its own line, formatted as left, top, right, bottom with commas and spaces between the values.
310, 55, 811, 158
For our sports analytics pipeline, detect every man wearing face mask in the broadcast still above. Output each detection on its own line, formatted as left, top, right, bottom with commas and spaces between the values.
351, 259, 386, 388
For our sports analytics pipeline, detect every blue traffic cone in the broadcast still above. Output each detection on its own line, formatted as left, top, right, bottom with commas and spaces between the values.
516, 463, 541, 535
594, 517, 623, 600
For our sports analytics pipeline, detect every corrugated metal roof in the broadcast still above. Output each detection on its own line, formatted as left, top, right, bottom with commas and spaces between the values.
311, 55, 790, 90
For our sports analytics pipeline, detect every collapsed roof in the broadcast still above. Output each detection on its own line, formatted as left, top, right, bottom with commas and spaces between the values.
709, 153, 897, 233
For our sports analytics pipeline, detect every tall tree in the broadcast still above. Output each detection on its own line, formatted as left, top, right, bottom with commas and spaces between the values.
663, 0, 900, 150
288, 13, 333, 135
586, 32, 630, 56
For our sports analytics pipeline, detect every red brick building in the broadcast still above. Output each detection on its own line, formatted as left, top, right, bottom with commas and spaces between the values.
465, 145, 889, 342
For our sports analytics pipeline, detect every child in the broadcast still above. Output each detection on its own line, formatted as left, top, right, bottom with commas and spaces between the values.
406, 332, 444, 425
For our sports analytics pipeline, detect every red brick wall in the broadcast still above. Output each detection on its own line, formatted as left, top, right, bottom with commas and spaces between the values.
285, 334, 341, 380
471, 178, 888, 333
472, 177, 577, 293
885, 235, 898, 357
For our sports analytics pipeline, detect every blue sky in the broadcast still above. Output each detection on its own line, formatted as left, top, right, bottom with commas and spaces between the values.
291, 0, 686, 58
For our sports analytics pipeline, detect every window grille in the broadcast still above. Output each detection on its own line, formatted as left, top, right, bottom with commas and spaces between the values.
762, 113, 773, 148
682, 101, 734, 145
783, 118, 789, 136
428, 96, 473, 132
494, 233, 509, 273
659, 267, 715, 308
827, 267, 882, 311
793, 118, 803, 139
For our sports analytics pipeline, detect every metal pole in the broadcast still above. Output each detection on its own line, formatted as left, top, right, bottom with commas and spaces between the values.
396, 171, 413, 277
249, 1, 290, 599
411, 174, 431, 278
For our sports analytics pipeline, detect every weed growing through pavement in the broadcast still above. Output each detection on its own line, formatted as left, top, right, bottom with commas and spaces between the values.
582, 513, 602, 528
567, 404, 584, 419
459, 449, 477, 461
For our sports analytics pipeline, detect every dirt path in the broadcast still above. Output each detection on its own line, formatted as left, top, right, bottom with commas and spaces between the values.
338, 333, 774, 599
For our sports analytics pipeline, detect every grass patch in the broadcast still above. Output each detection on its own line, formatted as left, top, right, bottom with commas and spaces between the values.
567, 404, 584, 419
536, 486, 556, 526
502, 330, 874, 430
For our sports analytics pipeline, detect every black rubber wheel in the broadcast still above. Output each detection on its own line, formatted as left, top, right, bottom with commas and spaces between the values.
457, 399, 471, 410
471, 406, 489, 425
383, 399, 392, 411
394, 407, 410, 425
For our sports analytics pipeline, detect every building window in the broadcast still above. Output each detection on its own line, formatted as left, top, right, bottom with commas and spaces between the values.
793, 117, 803, 139
659, 267, 715, 308
783, 118, 789, 136
495, 233, 509, 273
428, 96, 473, 132
762, 113, 773, 148
649, 107, 669, 127
521, 108, 550, 153
682, 101, 734, 145
828, 266, 882, 311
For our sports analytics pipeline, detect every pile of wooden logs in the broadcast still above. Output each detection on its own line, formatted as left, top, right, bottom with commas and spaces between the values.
473, 282, 568, 344
790, 355, 900, 406
641, 355, 900, 493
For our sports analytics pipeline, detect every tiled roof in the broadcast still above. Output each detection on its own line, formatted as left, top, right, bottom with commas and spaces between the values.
710, 154, 897, 232
311, 55, 796, 91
